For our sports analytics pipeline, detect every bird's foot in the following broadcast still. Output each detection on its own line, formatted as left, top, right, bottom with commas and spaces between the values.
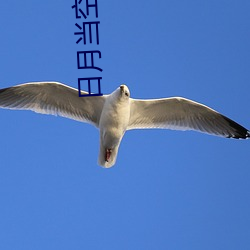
105, 149, 112, 162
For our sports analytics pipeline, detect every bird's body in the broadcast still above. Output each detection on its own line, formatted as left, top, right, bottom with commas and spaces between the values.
98, 86, 130, 167
0, 82, 249, 168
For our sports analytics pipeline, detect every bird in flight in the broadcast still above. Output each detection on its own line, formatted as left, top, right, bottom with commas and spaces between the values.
0, 82, 249, 168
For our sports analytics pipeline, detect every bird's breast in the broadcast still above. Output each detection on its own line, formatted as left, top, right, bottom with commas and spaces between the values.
99, 99, 130, 140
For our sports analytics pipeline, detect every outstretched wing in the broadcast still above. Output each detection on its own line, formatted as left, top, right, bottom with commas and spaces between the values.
0, 82, 106, 127
128, 97, 249, 139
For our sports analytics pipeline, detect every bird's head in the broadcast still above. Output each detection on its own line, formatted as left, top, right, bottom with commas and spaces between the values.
110, 84, 130, 103
119, 84, 130, 98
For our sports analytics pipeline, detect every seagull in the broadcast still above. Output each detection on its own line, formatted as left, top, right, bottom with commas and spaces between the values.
0, 82, 249, 168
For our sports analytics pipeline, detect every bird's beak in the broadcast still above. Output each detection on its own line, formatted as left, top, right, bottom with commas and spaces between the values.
120, 85, 124, 93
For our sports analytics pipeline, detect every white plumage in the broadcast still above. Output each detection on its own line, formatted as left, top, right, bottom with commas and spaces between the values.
0, 82, 249, 167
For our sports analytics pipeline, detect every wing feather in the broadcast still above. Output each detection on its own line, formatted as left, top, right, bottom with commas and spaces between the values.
128, 97, 249, 139
0, 82, 106, 127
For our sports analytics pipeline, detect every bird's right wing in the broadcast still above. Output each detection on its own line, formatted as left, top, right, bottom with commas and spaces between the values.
128, 97, 249, 139
0, 82, 106, 127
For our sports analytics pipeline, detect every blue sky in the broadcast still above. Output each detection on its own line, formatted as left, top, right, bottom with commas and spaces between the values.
0, 1, 249, 249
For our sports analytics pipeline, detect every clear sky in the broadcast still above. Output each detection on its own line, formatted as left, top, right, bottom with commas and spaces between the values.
0, 1, 249, 249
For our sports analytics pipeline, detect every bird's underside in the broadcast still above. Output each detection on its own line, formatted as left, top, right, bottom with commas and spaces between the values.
0, 81, 249, 168
105, 149, 112, 162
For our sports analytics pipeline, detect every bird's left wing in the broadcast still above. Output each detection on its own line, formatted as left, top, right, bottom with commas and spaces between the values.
128, 97, 249, 139
0, 82, 106, 127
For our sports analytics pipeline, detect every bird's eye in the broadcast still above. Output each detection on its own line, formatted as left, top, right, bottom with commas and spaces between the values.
125, 92, 129, 97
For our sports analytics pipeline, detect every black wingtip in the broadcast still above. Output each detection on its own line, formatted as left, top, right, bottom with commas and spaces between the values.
0, 88, 8, 94
247, 131, 250, 138
222, 115, 250, 139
